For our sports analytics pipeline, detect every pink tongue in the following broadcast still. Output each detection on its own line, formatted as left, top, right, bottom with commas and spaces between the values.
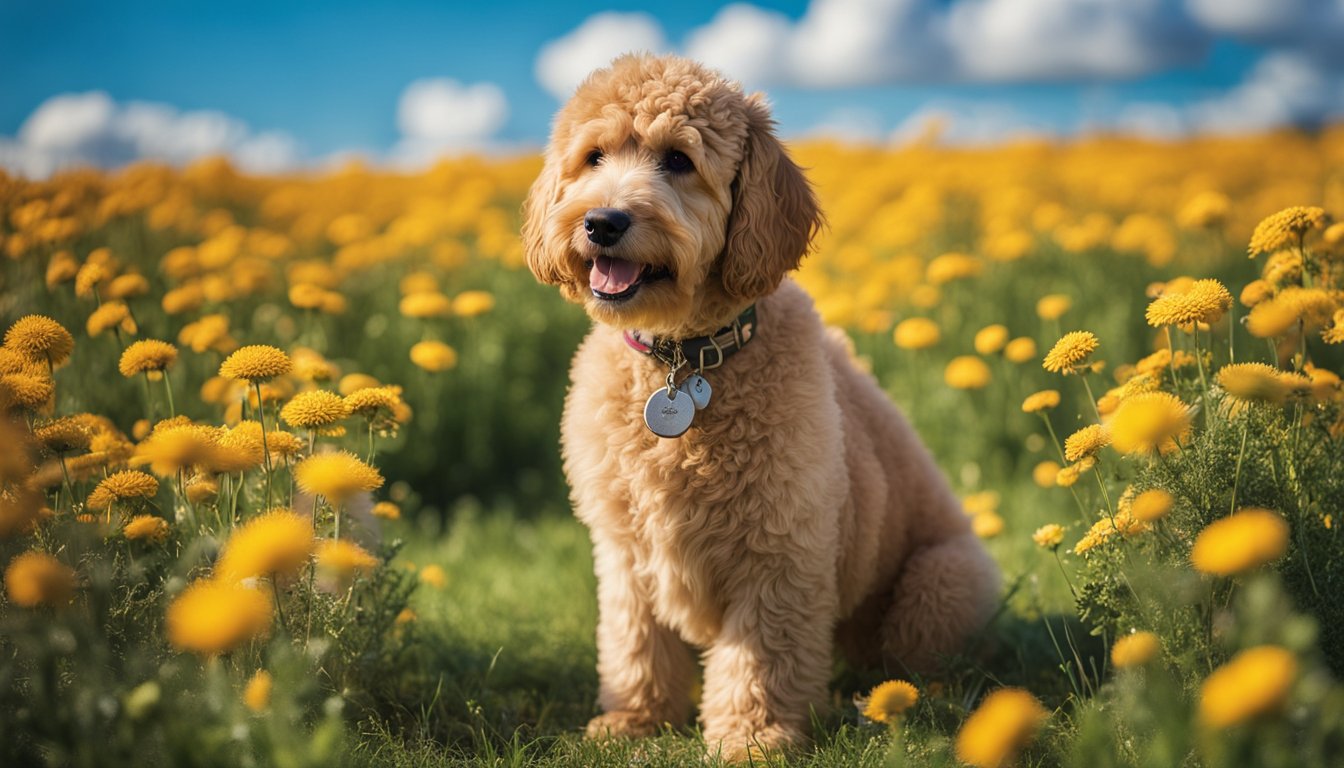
590, 256, 642, 294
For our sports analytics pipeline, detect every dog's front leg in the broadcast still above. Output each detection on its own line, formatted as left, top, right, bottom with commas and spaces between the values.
698, 563, 836, 760
584, 530, 696, 739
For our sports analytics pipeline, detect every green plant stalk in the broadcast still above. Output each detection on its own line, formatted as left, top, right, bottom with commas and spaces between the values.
255, 382, 274, 505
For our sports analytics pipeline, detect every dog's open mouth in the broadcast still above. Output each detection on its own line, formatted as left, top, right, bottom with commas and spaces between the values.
588, 256, 672, 302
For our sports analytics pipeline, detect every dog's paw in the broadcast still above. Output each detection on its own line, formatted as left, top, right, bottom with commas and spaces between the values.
584, 710, 661, 740
709, 723, 806, 763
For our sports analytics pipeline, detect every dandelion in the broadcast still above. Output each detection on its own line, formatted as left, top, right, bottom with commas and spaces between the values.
862, 680, 919, 723
1130, 489, 1173, 522
1108, 391, 1191, 455
295, 452, 383, 505
926, 252, 981, 284
86, 300, 134, 337
419, 564, 448, 588
1036, 294, 1072, 321
315, 539, 379, 588
1074, 510, 1149, 554
962, 491, 1000, 517
410, 340, 458, 372
166, 579, 272, 655
398, 292, 453, 318
131, 421, 220, 477
214, 508, 315, 583
344, 385, 401, 418
1021, 390, 1061, 414
5, 314, 75, 368
1191, 508, 1288, 576
1177, 190, 1230, 229
243, 670, 273, 712
1063, 424, 1110, 462
1217, 362, 1288, 404
178, 314, 232, 353
118, 339, 178, 377
338, 373, 381, 395
1111, 631, 1160, 669
893, 317, 940, 350
74, 260, 108, 298
34, 417, 91, 455
123, 515, 169, 542
86, 469, 159, 512
105, 273, 150, 300
453, 290, 496, 317
1043, 331, 1098, 374
1199, 646, 1297, 728
372, 501, 401, 520
280, 390, 351, 433
954, 688, 1049, 768
4, 551, 76, 608
1032, 460, 1061, 488
1240, 279, 1273, 308
972, 513, 1004, 538
1003, 337, 1037, 363
945, 356, 991, 389
1248, 206, 1328, 256
1033, 524, 1064, 550
973, 324, 1009, 355
219, 345, 291, 383
1145, 279, 1232, 328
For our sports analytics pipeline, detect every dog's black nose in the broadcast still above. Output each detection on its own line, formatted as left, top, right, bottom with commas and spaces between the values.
584, 208, 631, 246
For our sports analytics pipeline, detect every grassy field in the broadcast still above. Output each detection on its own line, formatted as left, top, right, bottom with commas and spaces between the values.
3, 130, 1344, 766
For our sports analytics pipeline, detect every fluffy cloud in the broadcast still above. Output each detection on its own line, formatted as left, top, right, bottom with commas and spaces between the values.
0, 91, 300, 178
1187, 52, 1344, 133
534, 12, 669, 100
683, 4, 794, 88
391, 78, 509, 165
889, 104, 1055, 145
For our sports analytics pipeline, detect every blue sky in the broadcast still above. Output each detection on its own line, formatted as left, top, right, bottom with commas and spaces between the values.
3, 0, 1342, 176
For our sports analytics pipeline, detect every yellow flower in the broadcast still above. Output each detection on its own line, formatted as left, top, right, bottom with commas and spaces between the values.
46, 250, 79, 289
410, 340, 458, 372
1108, 392, 1191, 455
105, 273, 150, 300
34, 416, 91, 455
291, 347, 337, 383
1021, 390, 1061, 414
1074, 510, 1149, 554
123, 514, 169, 542
315, 539, 379, 587
972, 512, 1004, 538
1248, 206, 1328, 256
1032, 524, 1064, 549
5, 315, 75, 367
926, 252, 982, 285
338, 373, 382, 395
954, 688, 1049, 768
132, 422, 221, 477
1003, 337, 1037, 363
399, 292, 453, 318
87, 470, 159, 511
243, 670, 273, 712
86, 300, 133, 337
219, 345, 292, 383
186, 475, 220, 505
166, 579, 272, 655
4, 551, 76, 607
1144, 279, 1232, 328
1191, 508, 1288, 576
211, 421, 266, 474
1032, 460, 1061, 488
1199, 646, 1297, 728
280, 390, 351, 431
372, 501, 401, 520
1216, 362, 1288, 404
1240, 279, 1273, 308
118, 339, 178, 377
1063, 424, 1110, 462
1177, 190, 1230, 229
294, 451, 384, 504
973, 324, 1009, 355
893, 317, 940, 350
1111, 631, 1160, 669
419, 564, 447, 588
1036, 294, 1071, 320
344, 386, 403, 418
962, 491, 1000, 517
1043, 331, 1098, 374
215, 508, 315, 582
863, 680, 919, 723
178, 314, 232, 354
945, 356, 991, 389
453, 290, 496, 317
0, 370, 55, 412
287, 282, 326, 310
1130, 489, 1174, 522
1245, 295, 1302, 338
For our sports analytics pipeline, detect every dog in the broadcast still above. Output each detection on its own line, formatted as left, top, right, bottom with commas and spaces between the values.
522, 54, 1000, 758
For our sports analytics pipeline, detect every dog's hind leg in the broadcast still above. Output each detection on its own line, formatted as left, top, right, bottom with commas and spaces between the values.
584, 528, 697, 739
880, 532, 1001, 674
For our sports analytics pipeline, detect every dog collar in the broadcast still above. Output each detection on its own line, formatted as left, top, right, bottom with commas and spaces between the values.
623, 304, 757, 372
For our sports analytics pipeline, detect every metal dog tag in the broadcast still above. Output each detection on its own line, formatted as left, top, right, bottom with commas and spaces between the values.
643, 388, 694, 438
680, 373, 712, 410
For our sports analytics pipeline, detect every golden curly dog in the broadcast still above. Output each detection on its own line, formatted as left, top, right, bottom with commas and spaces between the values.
522, 53, 1000, 758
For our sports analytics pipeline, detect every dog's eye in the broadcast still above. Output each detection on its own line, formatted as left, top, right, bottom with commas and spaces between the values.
584, 149, 603, 168
662, 150, 694, 175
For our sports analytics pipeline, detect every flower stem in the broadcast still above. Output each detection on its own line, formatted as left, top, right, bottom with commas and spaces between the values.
162, 372, 176, 417
254, 382, 273, 504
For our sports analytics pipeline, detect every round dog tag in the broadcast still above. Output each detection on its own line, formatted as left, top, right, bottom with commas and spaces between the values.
680, 373, 712, 410
643, 388, 694, 438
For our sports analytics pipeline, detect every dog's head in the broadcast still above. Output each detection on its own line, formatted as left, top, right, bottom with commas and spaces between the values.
523, 54, 821, 337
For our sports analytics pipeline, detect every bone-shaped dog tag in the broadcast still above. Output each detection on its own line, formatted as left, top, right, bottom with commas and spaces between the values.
644, 388, 694, 438
680, 373, 712, 410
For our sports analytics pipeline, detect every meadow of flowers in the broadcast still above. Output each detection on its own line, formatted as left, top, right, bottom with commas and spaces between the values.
2, 126, 1343, 767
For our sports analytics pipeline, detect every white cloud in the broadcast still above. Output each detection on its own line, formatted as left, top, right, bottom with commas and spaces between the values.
802, 107, 887, 142
0, 91, 301, 178
1187, 51, 1344, 133
534, 12, 669, 100
683, 4, 794, 88
789, 0, 950, 85
889, 103, 1055, 145
390, 78, 511, 167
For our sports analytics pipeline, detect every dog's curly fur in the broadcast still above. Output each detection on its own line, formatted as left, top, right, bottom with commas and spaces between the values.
523, 54, 1000, 759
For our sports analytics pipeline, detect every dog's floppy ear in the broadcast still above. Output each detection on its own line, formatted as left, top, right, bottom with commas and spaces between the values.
521, 154, 565, 286
720, 94, 822, 302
